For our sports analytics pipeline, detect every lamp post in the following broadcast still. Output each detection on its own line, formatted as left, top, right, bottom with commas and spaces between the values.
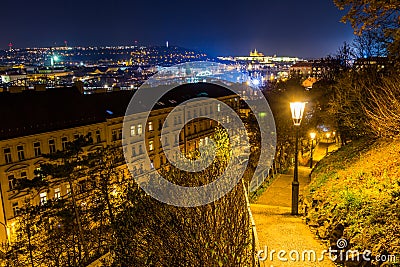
310, 132, 316, 168
325, 132, 331, 155
290, 102, 306, 215
325, 132, 331, 142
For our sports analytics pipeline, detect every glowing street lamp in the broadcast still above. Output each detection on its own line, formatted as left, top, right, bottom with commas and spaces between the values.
325, 132, 332, 155
326, 132, 331, 142
290, 102, 306, 215
309, 132, 316, 168
290, 102, 306, 126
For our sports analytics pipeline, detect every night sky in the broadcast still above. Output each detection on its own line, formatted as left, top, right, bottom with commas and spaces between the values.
2, 0, 355, 58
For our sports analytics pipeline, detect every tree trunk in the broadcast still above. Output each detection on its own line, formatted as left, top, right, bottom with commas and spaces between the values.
68, 179, 89, 263
27, 225, 35, 267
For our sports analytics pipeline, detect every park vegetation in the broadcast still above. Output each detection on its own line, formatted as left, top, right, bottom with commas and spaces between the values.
298, 1, 400, 266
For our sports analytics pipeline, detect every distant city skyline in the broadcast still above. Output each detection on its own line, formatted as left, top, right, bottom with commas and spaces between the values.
2, 0, 355, 58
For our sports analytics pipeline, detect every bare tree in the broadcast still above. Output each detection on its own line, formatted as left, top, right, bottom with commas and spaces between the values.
111, 128, 253, 266
362, 76, 400, 137
334, 0, 400, 61
352, 30, 387, 58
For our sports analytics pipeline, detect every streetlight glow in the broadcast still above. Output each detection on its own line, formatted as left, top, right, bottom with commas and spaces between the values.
310, 132, 316, 140
289, 101, 306, 215
290, 102, 306, 126
326, 132, 331, 139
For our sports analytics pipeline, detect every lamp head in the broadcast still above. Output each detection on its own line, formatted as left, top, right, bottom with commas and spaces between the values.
290, 102, 306, 126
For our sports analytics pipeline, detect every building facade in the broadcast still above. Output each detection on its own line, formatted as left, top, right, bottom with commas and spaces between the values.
0, 84, 240, 247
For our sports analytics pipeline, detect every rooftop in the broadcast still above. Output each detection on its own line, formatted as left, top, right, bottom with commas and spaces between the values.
0, 83, 235, 140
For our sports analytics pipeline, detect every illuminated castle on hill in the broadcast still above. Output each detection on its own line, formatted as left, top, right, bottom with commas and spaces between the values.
218, 49, 302, 64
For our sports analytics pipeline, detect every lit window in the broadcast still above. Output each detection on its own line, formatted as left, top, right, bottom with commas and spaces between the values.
40, 192, 47, 205
54, 188, 61, 199
17, 145, 25, 161
66, 184, 71, 195
217, 104, 221, 112
33, 142, 41, 157
137, 124, 143, 135
35, 167, 41, 178
148, 121, 153, 131
4, 148, 12, 164
130, 125, 136, 136
150, 161, 154, 169
149, 140, 154, 151
49, 139, 56, 153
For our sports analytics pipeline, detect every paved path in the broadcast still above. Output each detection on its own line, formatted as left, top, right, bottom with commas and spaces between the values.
250, 143, 338, 267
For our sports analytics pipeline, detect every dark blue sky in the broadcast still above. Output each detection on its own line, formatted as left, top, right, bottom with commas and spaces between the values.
2, 0, 355, 58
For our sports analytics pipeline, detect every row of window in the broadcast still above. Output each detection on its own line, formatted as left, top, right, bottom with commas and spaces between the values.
9, 134, 215, 216
12, 186, 70, 217
128, 103, 231, 138
11, 179, 100, 216
3, 99, 238, 164
128, 120, 166, 137
128, 134, 181, 159
8, 171, 27, 191
130, 124, 143, 137
3, 140, 59, 164
2, 130, 102, 164
112, 129, 123, 141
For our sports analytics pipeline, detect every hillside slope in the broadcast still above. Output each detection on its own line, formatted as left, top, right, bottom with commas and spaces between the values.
303, 138, 400, 266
